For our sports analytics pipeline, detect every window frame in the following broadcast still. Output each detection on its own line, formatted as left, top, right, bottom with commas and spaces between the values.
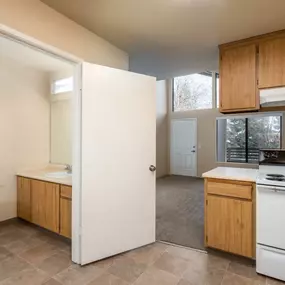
216, 113, 283, 164
215, 73, 219, 108
171, 78, 175, 112
172, 71, 214, 112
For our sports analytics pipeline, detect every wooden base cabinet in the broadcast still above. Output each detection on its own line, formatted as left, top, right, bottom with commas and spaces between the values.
17, 177, 31, 222
60, 185, 72, 238
205, 179, 255, 258
31, 180, 60, 233
17, 177, 72, 238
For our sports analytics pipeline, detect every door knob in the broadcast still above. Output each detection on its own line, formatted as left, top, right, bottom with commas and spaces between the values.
149, 165, 156, 172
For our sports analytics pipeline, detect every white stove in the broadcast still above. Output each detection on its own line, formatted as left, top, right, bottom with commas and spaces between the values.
256, 150, 285, 282
257, 166, 285, 187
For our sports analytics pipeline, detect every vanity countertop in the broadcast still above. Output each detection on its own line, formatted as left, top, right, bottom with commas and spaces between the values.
202, 167, 258, 182
17, 165, 72, 186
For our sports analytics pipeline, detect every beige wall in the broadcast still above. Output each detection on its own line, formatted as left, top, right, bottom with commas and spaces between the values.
0, 0, 129, 70
156, 80, 169, 178
0, 58, 50, 221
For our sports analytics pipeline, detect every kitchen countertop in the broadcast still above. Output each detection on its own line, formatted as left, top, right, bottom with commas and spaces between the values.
202, 167, 258, 182
17, 165, 72, 186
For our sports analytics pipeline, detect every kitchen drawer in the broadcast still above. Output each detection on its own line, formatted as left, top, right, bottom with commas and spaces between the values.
207, 180, 252, 200
61, 185, 72, 199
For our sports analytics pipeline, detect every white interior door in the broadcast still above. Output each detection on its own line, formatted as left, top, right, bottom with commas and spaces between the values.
170, 119, 197, 176
78, 63, 156, 265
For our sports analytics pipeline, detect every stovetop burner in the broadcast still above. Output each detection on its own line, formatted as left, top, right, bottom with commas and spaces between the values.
266, 173, 285, 182
258, 165, 285, 185
266, 177, 285, 182
266, 174, 285, 178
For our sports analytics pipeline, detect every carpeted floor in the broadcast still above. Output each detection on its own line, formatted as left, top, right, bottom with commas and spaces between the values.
156, 175, 205, 250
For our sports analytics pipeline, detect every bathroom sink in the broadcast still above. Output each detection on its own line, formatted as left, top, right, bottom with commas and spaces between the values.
45, 171, 72, 178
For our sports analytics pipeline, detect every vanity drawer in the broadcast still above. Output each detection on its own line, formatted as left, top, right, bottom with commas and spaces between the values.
207, 180, 252, 200
61, 185, 72, 199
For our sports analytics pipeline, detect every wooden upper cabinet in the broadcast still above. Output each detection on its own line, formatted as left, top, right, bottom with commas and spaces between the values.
220, 44, 259, 113
259, 37, 285, 89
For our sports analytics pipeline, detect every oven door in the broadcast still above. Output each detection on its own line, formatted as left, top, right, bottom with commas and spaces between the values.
257, 185, 285, 250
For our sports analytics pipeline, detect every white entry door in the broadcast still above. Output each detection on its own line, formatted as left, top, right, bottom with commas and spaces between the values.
170, 119, 197, 176
77, 63, 156, 265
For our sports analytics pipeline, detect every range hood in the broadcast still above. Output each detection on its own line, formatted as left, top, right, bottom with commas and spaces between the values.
260, 87, 285, 107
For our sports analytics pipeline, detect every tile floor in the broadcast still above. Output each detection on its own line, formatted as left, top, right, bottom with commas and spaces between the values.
0, 219, 284, 285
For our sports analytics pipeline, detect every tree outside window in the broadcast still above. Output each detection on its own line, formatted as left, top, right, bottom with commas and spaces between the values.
217, 115, 282, 163
173, 73, 212, 111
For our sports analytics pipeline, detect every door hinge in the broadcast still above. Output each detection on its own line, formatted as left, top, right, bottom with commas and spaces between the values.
206, 235, 208, 242
206, 199, 208, 206
257, 79, 259, 86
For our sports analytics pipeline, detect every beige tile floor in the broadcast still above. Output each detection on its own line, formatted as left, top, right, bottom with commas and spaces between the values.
0, 219, 284, 285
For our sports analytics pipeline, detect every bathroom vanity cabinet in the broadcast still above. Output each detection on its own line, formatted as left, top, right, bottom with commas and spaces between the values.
17, 176, 72, 238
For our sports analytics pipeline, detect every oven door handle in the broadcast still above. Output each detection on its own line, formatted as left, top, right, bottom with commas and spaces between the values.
257, 184, 285, 192
258, 245, 285, 256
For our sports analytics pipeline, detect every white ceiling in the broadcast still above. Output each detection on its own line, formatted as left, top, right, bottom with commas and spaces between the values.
41, 0, 285, 79
0, 36, 72, 73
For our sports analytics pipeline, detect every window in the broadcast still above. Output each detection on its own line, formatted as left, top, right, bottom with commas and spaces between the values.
216, 73, 219, 108
52, 77, 73, 94
216, 115, 282, 163
173, 72, 212, 111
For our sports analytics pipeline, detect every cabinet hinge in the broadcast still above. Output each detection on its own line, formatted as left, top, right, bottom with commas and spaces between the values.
257, 79, 259, 86
206, 199, 208, 206
206, 235, 208, 242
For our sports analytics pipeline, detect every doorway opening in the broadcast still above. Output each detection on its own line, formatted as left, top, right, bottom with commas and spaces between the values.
170, 119, 197, 177
156, 117, 205, 251
0, 29, 77, 261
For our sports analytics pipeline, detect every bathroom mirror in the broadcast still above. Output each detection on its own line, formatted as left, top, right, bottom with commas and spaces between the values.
50, 71, 73, 165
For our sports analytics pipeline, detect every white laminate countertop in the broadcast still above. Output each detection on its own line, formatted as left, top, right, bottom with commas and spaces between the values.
17, 165, 72, 186
202, 167, 258, 182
